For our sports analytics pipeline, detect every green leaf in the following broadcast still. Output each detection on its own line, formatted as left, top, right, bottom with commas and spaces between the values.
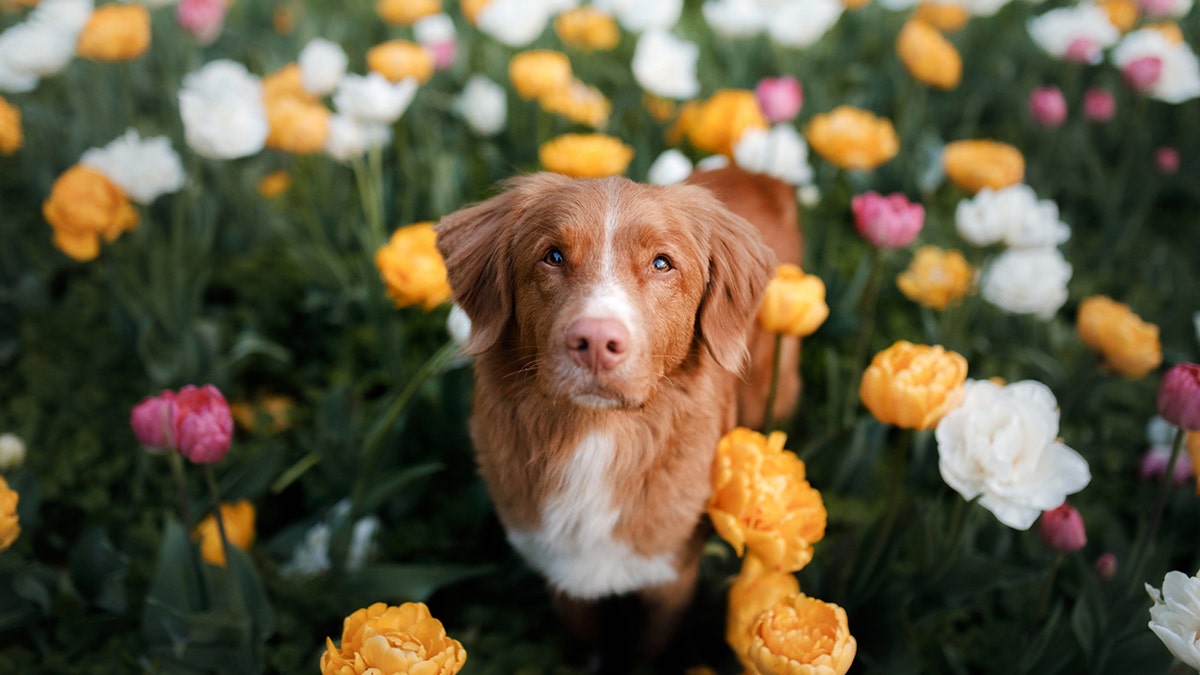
68, 526, 129, 613
338, 563, 492, 605
352, 462, 444, 519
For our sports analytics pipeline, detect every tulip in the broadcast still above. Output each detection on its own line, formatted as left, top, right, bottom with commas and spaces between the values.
1158, 363, 1200, 430
1094, 553, 1117, 580
1155, 146, 1180, 175
1028, 86, 1067, 128
851, 192, 924, 249
173, 385, 234, 464
1123, 56, 1163, 93
754, 75, 803, 123
1065, 38, 1101, 64
860, 341, 968, 430
757, 265, 829, 337
131, 391, 177, 452
1039, 503, 1087, 553
177, 0, 228, 46
1139, 444, 1193, 485
1082, 88, 1116, 122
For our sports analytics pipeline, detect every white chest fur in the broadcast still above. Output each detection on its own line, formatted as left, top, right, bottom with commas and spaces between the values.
506, 431, 678, 599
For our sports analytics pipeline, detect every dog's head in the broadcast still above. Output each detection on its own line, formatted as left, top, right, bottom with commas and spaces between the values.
435, 172, 774, 409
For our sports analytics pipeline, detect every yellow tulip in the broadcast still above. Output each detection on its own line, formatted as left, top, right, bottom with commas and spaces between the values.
42, 165, 139, 262
757, 264, 829, 337
747, 594, 857, 675
708, 428, 826, 574
942, 139, 1025, 193
320, 602, 467, 675
538, 133, 633, 179
367, 40, 436, 85
554, 7, 620, 51
375, 0, 440, 25
805, 106, 899, 171
0, 95, 21, 156
508, 50, 572, 100
859, 341, 968, 429
375, 223, 453, 311
76, 4, 151, 62
896, 19, 962, 90
193, 500, 256, 567
684, 89, 767, 158
727, 555, 800, 673
895, 246, 975, 310
1076, 296, 1162, 379
0, 476, 19, 552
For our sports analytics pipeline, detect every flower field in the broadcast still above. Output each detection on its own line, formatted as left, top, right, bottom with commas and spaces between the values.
2, 0, 1200, 673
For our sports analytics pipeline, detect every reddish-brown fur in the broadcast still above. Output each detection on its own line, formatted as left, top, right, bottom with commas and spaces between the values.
434, 167, 801, 658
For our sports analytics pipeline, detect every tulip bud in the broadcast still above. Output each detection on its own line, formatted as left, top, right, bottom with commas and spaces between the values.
130, 391, 177, 452
1028, 86, 1067, 128
1064, 37, 1101, 64
1094, 552, 1117, 581
177, 0, 227, 46
754, 76, 804, 123
0, 433, 25, 471
1124, 56, 1163, 93
1138, 444, 1193, 485
1155, 146, 1180, 175
851, 191, 925, 249
1039, 503, 1087, 553
1082, 88, 1116, 122
173, 385, 234, 464
1158, 363, 1200, 431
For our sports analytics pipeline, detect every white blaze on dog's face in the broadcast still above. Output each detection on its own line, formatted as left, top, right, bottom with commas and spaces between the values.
508, 179, 710, 408
435, 172, 769, 409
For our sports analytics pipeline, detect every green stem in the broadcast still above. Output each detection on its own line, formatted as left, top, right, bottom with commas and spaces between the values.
203, 465, 230, 566
355, 342, 461, 501
762, 333, 784, 432
168, 451, 191, 527
1129, 427, 1187, 582
844, 248, 886, 425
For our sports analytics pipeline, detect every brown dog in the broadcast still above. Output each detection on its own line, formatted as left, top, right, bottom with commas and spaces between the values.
435, 166, 800, 661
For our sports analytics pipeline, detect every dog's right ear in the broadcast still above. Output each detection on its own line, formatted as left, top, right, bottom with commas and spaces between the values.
435, 173, 569, 354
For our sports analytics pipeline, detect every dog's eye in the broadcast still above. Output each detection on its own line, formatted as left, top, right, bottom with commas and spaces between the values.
542, 248, 565, 267
651, 255, 673, 272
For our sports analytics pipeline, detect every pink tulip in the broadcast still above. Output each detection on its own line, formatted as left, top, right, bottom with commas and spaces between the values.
1139, 0, 1176, 17
1158, 363, 1200, 431
178, 0, 227, 46
1039, 503, 1087, 553
754, 75, 803, 123
1028, 86, 1067, 128
173, 384, 234, 464
1065, 38, 1101, 64
1155, 146, 1180, 175
1124, 56, 1163, 93
131, 391, 177, 452
1082, 88, 1116, 122
1138, 444, 1193, 484
850, 191, 924, 249
427, 41, 457, 70
1093, 553, 1117, 581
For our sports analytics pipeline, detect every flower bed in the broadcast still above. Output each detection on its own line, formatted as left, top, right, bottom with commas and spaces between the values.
1, 0, 1199, 673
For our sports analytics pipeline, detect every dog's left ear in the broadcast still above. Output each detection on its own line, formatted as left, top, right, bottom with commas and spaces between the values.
693, 195, 775, 375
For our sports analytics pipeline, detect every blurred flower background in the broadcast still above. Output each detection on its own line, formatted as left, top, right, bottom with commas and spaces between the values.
1, 0, 1199, 673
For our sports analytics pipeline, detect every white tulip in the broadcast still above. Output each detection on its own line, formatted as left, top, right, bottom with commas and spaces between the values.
980, 247, 1072, 319
631, 29, 699, 100
298, 38, 348, 97
1147, 570, 1200, 670
456, 75, 507, 137
80, 129, 186, 204
179, 60, 269, 160
647, 149, 693, 185
936, 379, 1091, 530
